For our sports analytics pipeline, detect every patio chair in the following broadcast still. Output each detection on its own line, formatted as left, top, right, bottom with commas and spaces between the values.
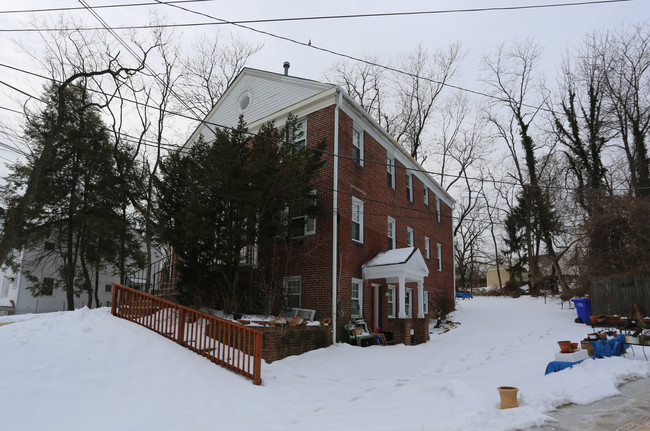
344, 322, 376, 347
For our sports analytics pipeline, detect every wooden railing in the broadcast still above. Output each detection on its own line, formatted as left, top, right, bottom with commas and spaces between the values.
111, 283, 263, 385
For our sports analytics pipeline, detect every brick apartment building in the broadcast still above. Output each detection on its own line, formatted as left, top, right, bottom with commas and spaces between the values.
185, 65, 455, 345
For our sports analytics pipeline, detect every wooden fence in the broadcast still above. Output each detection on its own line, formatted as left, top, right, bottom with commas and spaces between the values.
110, 283, 263, 385
589, 276, 650, 317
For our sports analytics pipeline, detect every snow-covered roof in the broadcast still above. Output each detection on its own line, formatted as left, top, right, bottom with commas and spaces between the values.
0, 298, 15, 308
362, 247, 429, 282
364, 247, 417, 267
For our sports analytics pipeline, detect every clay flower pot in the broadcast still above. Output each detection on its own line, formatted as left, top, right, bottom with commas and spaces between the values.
497, 386, 519, 409
558, 340, 572, 353
570, 342, 578, 350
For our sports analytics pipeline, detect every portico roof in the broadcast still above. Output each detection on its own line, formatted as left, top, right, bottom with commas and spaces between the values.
362, 247, 429, 283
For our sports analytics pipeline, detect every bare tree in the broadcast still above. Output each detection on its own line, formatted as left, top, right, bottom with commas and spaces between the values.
483, 40, 570, 292
600, 23, 650, 197
323, 57, 395, 133
393, 43, 463, 163
177, 32, 262, 117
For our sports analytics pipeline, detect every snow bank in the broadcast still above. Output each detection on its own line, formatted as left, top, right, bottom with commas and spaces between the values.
0, 298, 647, 431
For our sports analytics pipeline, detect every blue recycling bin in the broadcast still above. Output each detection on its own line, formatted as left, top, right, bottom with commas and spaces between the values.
571, 298, 591, 324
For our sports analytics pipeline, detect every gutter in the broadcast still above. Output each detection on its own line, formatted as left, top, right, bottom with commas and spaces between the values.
332, 90, 341, 344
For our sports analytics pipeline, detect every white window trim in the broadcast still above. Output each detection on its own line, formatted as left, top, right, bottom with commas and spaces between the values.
351, 197, 364, 243
424, 291, 429, 315
407, 172, 413, 202
436, 196, 441, 223
437, 243, 442, 272
405, 288, 413, 318
294, 118, 307, 147
425, 236, 431, 259
292, 190, 316, 237
407, 227, 414, 247
352, 126, 364, 166
387, 285, 396, 318
387, 216, 396, 250
283, 276, 302, 308
424, 187, 429, 206
351, 278, 363, 318
387, 154, 395, 189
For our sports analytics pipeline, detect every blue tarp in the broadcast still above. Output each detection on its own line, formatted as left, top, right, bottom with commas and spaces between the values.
545, 359, 590, 375
591, 334, 627, 358
545, 334, 628, 374
456, 292, 473, 299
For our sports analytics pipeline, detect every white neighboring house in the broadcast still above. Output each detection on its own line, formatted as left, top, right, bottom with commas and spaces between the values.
0, 243, 139, 315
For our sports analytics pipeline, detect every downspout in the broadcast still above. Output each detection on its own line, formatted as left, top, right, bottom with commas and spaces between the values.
452, 207, 457, 296
332, 90, 342, 344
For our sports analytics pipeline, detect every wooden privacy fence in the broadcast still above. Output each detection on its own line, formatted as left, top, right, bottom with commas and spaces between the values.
111, 283, 262, 385
589, 276, 650, 317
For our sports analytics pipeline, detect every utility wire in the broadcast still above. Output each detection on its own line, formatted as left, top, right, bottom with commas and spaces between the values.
76, 0, 217, 138
151, 0, 556, 111
0, 83, 591, 229
0, 0, 632, 22
0, 62, 635, 194
2, 1, 628, 114
0, 0, 213, 15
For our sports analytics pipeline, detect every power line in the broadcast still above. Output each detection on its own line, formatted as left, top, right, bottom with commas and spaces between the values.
0, 74, 598, 229
0, 0, 632, 29
0, 0, 213, 15
151, 0, 555, 111
0, 62, 634, 194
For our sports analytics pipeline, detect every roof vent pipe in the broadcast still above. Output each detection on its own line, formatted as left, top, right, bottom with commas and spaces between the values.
283, 61, 290, 76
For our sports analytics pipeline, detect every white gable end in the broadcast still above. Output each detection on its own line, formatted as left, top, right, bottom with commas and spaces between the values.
189, 69, 332, 145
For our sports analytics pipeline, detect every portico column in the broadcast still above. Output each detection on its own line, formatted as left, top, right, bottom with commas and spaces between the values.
398, 275, 406, 318
417, 280, 425, 318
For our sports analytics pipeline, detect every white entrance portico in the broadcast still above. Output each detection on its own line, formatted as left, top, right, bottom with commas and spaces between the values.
362, 247, 429, 319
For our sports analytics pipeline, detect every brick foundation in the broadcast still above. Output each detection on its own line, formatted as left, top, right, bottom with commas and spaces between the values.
257, 325, 333, 363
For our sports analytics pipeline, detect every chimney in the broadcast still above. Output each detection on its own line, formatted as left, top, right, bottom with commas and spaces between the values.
283, 61, 290, 76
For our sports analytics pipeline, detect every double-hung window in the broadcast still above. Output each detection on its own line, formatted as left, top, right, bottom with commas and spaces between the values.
436, 196, 441, 223
407, 227, 414, 247
387, 155, 395, 188
284, 276, 302, 308
424, 291, 429, 315
437, 243, 443, 272
352, 127, 363, 165
387, 217, 396, 250
351, 197, 364, 243
425, 236, 431, 259
405, 288, 413, 318
424, 187, 429, 206
406, 172, 413, 202
351, 278, 363, 317
290, 191, 317, 237
387, 285, 396, 318
293, 119, 306, 147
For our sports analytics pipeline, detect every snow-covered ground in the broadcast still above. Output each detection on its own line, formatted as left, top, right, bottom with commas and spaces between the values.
0, 296, 648, 431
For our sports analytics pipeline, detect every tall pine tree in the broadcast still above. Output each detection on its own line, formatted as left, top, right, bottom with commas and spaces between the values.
4, 82, 143, 309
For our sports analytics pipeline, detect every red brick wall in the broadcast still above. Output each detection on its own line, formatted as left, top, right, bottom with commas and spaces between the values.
280, 104, 454, 344
258, 325, 332, 363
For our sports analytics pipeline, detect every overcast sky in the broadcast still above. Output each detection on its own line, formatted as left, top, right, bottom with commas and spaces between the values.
0, 0, 647, 166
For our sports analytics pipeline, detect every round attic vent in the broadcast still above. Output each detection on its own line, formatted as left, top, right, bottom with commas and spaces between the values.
237, 91, 252, 112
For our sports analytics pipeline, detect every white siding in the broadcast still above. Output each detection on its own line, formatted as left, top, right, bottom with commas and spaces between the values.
192, 70, 332, 144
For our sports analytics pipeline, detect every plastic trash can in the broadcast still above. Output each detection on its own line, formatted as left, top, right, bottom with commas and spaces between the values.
571, 298, 591, 324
